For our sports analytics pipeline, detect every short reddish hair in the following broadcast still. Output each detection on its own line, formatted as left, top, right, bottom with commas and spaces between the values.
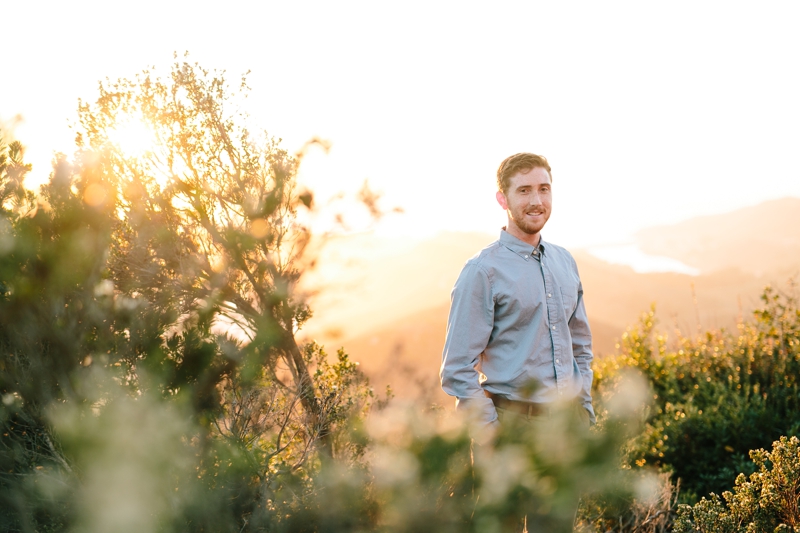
496, 153, 552, 193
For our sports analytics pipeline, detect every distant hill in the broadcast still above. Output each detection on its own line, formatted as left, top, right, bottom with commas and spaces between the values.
300, 198, 800, 403
329, 253, 781, 403
636, 197, 800, 275
299, 231, 495, 343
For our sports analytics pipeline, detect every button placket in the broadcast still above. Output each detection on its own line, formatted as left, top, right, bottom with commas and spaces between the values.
540, 256, 562, 384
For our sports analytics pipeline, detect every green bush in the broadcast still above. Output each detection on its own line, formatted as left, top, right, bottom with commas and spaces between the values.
673, 435, 800, 533
593, 286, 800, 502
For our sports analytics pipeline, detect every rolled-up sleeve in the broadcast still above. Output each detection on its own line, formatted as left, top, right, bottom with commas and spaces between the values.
569, 277, 596, 425
440, 261, 498, 427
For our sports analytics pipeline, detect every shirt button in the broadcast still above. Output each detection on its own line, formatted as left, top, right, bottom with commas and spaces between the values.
547, 293, 552, 298
551, 325, 556, 330
556, 359, 560, 364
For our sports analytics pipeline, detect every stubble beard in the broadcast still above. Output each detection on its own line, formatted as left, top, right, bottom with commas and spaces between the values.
510, 209, 548, 236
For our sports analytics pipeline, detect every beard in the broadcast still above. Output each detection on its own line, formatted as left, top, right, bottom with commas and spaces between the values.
509, 208, 549, 235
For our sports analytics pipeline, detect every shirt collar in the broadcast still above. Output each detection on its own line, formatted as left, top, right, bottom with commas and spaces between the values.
499, 229, 546, 260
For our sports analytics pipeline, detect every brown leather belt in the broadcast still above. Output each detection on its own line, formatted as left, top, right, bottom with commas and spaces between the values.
485, 391, 548, 416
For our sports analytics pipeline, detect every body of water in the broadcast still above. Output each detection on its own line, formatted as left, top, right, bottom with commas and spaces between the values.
585, 244, 700, 275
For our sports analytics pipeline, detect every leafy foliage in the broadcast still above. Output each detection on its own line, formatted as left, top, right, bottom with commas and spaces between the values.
673, 435, 800, 533
0, 138, 122, 530
594, 285, 800, 501
0, 62, 374, 532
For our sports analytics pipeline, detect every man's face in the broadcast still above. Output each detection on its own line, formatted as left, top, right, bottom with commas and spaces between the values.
495, 166, 552, 242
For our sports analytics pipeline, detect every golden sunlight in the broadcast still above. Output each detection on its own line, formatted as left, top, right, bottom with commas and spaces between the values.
106, 118, 156, 158
105, 117, 174, 188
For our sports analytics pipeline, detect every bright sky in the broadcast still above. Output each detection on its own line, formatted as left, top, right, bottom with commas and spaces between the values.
4, 1, 800, 247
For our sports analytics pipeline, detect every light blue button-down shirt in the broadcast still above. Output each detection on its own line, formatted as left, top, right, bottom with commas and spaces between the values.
440, 230, 595, 426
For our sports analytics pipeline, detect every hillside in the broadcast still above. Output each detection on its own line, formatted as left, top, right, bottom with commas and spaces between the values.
299, 231, 496, 342
636, 197, 800, 275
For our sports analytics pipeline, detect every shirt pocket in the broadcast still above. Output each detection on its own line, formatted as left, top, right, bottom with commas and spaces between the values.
560, 286, 578, 318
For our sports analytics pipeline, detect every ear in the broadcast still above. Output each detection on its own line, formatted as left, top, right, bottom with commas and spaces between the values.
496, 190, 508, 210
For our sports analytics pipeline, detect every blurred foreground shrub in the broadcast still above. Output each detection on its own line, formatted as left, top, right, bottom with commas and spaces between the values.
577, 472, 679, 533
594, 285, 800, 502
355, 389, 646, 533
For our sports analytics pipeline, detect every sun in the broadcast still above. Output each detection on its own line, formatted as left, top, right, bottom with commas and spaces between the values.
106, 118, 156, 158
105, 117, 174, 188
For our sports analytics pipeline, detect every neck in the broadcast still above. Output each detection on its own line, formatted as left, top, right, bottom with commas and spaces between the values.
505, 223, 541, 247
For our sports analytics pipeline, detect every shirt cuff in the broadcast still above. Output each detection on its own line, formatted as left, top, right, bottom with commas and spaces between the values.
455, 395, 498, 428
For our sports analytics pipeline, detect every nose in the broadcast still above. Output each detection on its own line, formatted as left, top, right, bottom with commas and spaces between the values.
529, 191, 541, 205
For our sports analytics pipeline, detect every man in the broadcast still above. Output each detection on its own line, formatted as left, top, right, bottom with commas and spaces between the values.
440, 153, 595, 529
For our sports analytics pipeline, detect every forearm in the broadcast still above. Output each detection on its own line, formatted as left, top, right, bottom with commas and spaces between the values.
440, 346, 498, 426
570, 292, 595, 423
440, 262, 497, 426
